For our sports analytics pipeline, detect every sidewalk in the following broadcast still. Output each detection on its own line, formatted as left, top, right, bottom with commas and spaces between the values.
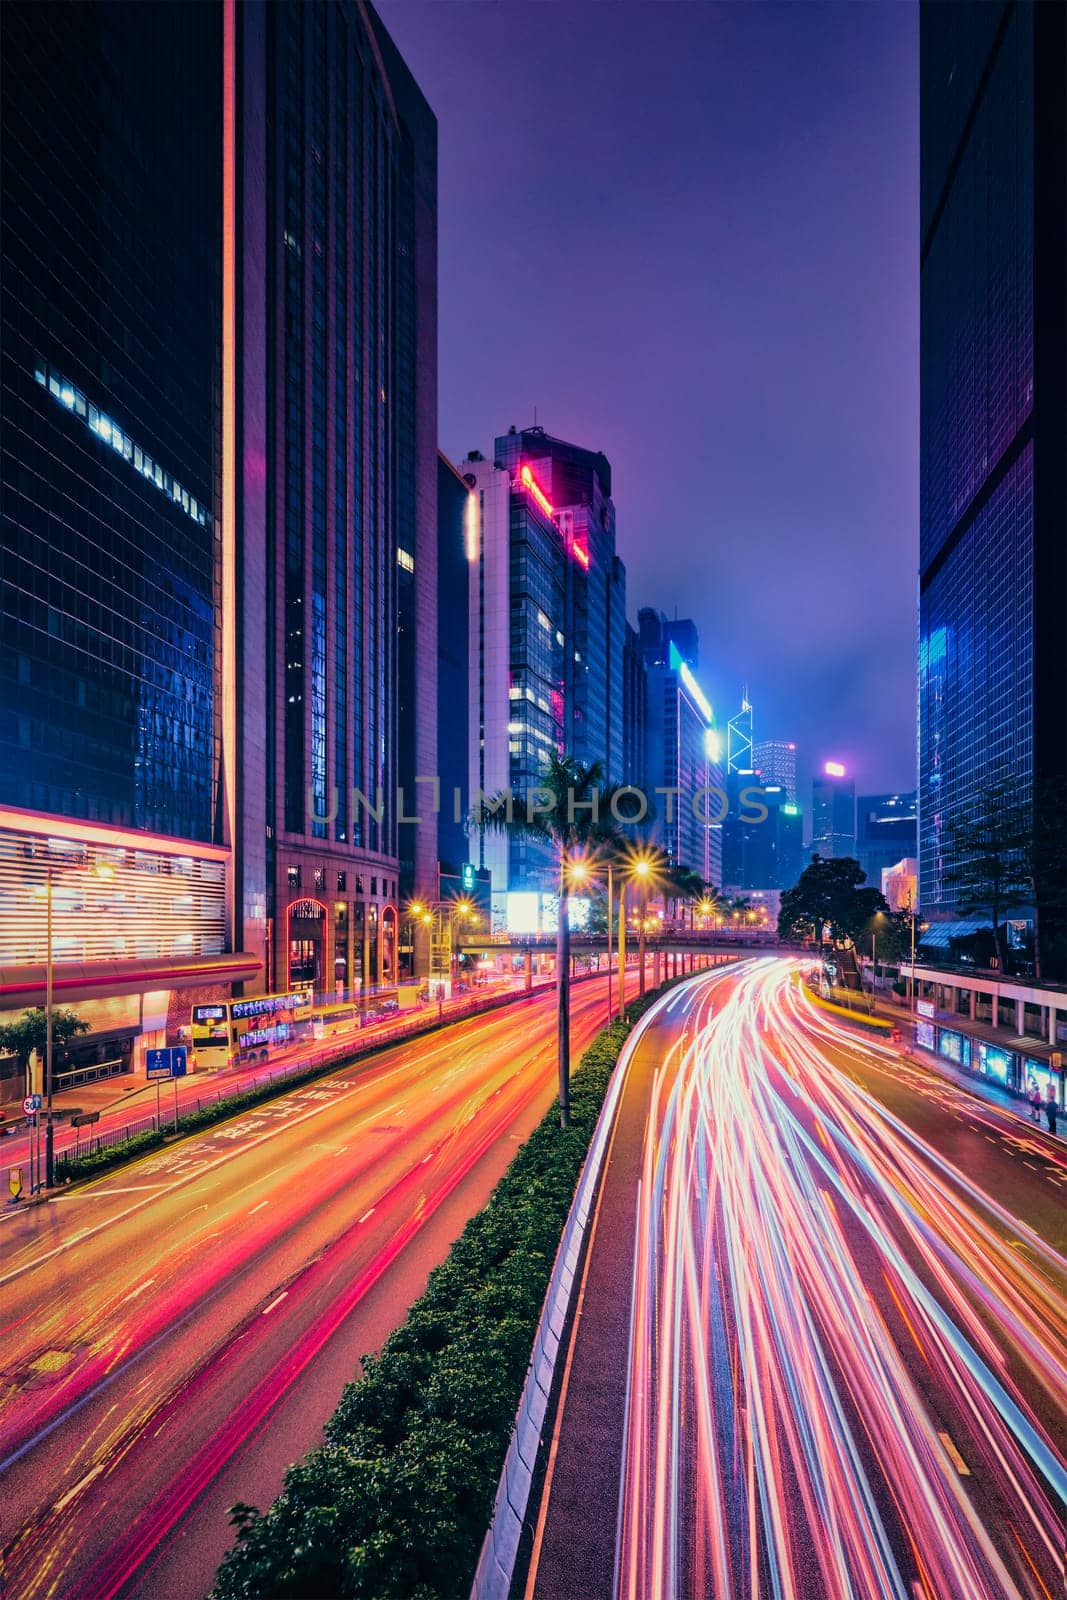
831, 994, 1067, 1148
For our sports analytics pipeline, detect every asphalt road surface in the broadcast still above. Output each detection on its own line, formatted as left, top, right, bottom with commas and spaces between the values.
0, 968, 642, 1600
530, 958, 1067, 1600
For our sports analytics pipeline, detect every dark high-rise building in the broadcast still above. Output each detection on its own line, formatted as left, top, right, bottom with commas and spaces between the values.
638, 609, 723, 884
622, 621, 648, 794
464, 427, 626, 924
436, 452, 471, 879
811, 763, 856, 860
0, 2, 257, 1086
232, 0, 437, 993
857, 792, 917, 889
920, 1, 1067, 976
721, 777, 803, 892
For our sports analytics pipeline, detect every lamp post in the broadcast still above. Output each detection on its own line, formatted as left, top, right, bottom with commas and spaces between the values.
633, 857, 652, 997
33, 858, 115, 1188
606, 861, 614, 1028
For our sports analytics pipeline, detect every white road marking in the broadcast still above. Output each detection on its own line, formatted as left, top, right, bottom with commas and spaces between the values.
358, 1207, 375, 1224
937, 1431, 971, 1476
121, 1278, 156, 1302
249, 1200, 269, 1214
261, 1291, 288, 1316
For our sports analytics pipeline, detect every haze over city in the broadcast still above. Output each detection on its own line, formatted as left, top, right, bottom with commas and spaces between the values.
382, 0, 920, 794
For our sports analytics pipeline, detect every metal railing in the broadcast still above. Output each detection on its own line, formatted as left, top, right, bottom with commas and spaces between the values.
54, 1056, 131, 1093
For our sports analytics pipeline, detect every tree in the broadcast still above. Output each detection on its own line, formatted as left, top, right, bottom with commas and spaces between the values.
474, 754, 624, 1127
944, 781, 1032, 973
863, 909, 912, 965
0, 1007, 89, 1089
664, 864, 708, 929
778, 855, 890, 946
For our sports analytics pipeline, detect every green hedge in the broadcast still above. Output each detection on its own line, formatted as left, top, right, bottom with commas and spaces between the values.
210, 982, 680, 1600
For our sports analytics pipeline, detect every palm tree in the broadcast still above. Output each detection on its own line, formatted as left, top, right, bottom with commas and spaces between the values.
474, 754, 624, 1127
664, 864, 708, 929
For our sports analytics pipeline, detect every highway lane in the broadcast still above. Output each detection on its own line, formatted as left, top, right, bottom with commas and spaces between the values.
531, 960, 1067, 1600
0, 966, 644, 1600
0, 973, 556, 1177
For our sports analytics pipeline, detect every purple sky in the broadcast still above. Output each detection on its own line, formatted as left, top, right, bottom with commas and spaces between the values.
380, 0, 918, 801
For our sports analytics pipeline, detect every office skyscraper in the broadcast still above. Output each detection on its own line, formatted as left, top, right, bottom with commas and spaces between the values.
638, 610, 723, 885
753, 740, 797, 803
856, 792, 917, 889
0, 0, 438, 1098
0, 2, 257, 1087
465, 428, 626, 923
436, 453, 471, 879
811, 763, 856, 860
920, 1, 1067, 976
232, 0, 437, 993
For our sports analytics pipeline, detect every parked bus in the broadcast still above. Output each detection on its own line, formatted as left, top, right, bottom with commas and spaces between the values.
190, 988, 313, 1071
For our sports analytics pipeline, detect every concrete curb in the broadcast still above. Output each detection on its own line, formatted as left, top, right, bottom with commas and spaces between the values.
469, 973, 710, 1600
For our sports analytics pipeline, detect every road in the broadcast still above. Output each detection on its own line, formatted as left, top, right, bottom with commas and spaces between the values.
0, 966, 641, 1600
530, 958, 1067, 1600
0, 972, 559, 1177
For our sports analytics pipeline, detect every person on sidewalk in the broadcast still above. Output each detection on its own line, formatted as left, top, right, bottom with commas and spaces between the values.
1045, 1091, 1059, 1136
1029, 1082, 1043, 1123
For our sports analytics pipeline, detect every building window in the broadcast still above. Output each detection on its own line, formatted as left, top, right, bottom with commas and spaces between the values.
314, 868, 326, 892
337, 871, 347, 891
356, 875, 365, 895
287, 865, 301, 891
35, 359, 210, 527
370, 876, 377, 894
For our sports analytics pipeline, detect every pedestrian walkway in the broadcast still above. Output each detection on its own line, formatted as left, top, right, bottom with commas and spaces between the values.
907, 1038, 1067, 1146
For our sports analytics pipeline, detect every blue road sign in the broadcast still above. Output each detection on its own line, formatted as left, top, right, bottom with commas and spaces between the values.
145, 1048, 174, 1081
171, 1046, 188, 1078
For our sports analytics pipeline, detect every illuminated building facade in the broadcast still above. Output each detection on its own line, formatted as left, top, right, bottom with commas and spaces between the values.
638, 611, 723, 885
231, 0, 437, 993
0, 3, 259, 1085
811, 763, 856, 860
920, 1, 1067, 976
753, 739, 798, 803
436, 453, 471, 879
464, 428, 626, 923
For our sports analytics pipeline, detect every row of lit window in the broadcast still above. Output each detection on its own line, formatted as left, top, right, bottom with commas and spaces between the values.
286, 864, 396, 897
34, 360, 211, 530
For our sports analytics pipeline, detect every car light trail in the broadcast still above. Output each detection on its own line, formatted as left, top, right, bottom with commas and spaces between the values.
617, 960, 1067, 1600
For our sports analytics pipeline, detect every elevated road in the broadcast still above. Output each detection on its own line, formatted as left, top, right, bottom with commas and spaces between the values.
528, 959, 1067, 1600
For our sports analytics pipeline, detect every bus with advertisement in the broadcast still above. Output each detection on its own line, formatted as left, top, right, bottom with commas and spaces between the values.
189, 989, 314, 1071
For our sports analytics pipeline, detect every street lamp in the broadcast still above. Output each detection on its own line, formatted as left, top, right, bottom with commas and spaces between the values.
32, 858, 115, 1188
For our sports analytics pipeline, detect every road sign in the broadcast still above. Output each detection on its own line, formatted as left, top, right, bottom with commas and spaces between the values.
170, 1046, 188, 1078
145, 1048, 175, 1080
23, 1095, 42, 1115
71, 1111, 100, 1129
9, 1168, 23, 1200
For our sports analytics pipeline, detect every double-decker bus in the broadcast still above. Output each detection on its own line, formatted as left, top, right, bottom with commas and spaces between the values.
189, 989, 313, 1071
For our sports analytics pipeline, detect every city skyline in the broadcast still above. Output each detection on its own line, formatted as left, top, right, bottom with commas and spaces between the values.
2, 7, 1066, 1600
379, 0, 919, 795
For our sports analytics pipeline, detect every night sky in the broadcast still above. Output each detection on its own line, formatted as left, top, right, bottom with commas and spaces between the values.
379, 0, 919, 803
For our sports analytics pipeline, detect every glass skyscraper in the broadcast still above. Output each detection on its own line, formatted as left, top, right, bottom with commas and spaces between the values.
464, 426, 627, 924
0, 2, 259, 1093
919, 1, 1067, 977
232, 0, 437, 994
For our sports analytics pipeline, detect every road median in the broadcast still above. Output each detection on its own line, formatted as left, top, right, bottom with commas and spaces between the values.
208, 976, 690, 1600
